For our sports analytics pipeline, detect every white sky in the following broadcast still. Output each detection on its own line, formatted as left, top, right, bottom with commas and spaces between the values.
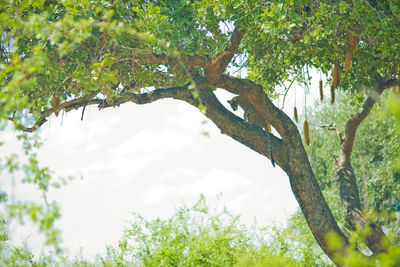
0, 87, 319, 259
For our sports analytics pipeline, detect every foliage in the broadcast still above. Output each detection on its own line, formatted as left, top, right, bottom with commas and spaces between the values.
321, 228, 400, 267
105, 196, 331, 266
1, 0, 227, 122
244, 0, 400, 94
1, 0, 400, 119
0, 196, 331, 266
284, 205, 400, 267
1, 195, 398, 266
0, 132, 63, 252
389, 92, 400, 167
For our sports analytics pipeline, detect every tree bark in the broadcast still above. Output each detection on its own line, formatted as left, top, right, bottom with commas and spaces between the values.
333, 158, 387, 254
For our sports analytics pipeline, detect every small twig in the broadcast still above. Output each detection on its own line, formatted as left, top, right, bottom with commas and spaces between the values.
223, 21, 231, 32
109, 0, 119, 8
62, 75, 72, 84
280, 79, 296, 110
230, 55, 249, 75
42, 191, 49, 210
120, 44, 136, 51
321, 122, 344, 144
81, 102, 88, 121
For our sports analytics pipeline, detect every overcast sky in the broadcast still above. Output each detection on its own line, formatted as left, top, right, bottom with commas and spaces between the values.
1, 89, 306, 259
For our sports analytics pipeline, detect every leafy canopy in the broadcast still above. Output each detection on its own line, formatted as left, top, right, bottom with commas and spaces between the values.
1, 0, 400, 265
2, 0, 400, 124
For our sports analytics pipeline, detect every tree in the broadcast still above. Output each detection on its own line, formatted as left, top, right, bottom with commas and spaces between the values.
306, 91, 400, 223
283, 90, 400, 266
1, 0, 400, 264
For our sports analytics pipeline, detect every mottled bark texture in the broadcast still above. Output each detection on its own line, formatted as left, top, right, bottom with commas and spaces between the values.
14, 26, 400, 265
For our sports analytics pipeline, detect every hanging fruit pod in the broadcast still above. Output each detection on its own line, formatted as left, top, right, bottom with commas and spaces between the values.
319, 79, 323, 101
303, 120, 310, 146
330, 84, 335, 104
294, 106, 298, 123
345, 44, 352, 73
331, 64, 341, 88
348, 31, 357, 49
345, 31, 356, 74
51, 95, 61, 117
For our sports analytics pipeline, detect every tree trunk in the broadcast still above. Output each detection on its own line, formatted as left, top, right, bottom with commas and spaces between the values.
191, 83, 355, 264
284, 134, 349, 261
333, 157, 387, 254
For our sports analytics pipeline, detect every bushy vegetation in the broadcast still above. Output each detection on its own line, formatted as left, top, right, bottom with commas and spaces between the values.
0, 196, 332, 266
1, 194, 399, 266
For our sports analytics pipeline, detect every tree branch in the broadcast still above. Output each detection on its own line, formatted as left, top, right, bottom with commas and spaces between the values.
214, 74, 296, 142
333, 83, 390, 254
205, 26, 245, 82
193, 87, 286, 167
11, 85, 193, 132
342, 85, 387, 164
116, 52, 210, 69
321, 122, 344, 144
98, 83, 193, 108
118, 26, 245, 85
333, 160, 388, 254
8, 92, 99, 132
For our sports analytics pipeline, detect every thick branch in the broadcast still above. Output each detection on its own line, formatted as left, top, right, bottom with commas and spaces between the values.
341, 86, 386, 163
214, 74, 296, 141
116, 52, 209, 69
118, 28, 245, 88
8, 92, 98, 132
192, 87, 286, 167
12, 85, 192, 132
99, 84, 193, 108
381, 77, 400, 89
118, 27, 246, 78
205, 26, 245, 82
